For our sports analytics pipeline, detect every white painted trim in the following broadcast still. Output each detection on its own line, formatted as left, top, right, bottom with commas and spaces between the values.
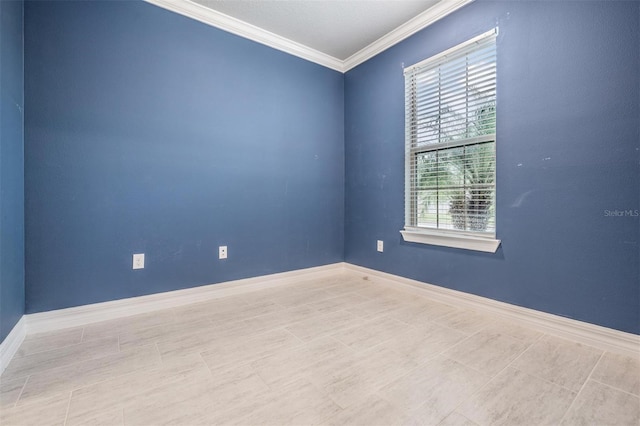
343, 264, 640, 358
3, 261, 637, 372
343, 0, 474, 72
401, 228, 501, 253
26, 263, 347, 334
143, 0, 473, 73
144, 0, 344, 72
0, 316, 27, 375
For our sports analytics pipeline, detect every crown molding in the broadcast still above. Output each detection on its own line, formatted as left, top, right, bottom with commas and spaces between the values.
145, 0, 473, 74
343, 0, 473, 72
145, 0, 344, 72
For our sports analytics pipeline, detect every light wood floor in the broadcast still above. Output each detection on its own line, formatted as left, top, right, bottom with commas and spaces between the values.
1, 274, 638, 425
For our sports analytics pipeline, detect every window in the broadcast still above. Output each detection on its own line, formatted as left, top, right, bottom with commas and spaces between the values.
401, 29, 501, 253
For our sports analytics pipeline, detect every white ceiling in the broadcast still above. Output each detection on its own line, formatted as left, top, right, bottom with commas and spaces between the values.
146, 0, 472, 72
190, 0, 439, 61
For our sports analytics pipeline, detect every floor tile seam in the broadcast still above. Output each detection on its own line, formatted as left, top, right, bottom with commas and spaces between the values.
587, 378, 640, 399
431, 308, 497, 333
65, 362, 164, 407
7, 335, 117, 367
442, 328, 543, 376
2, 343, 123, 384
282, 310, 362, 336
438, 333, 560, 422
372, 357, 438, 410
489, 331, 589, 394
24, 326, 84, 341
325, 312, 402, 339
204, 307, 289, 325
174, 300, 286, 322
440, 349, 518, 381
281, 326, 308, 345
326, 350, 424, 399
329, 322, 424, 357
21, 355, 163, 409
339, 289, 378, 301
509, 333, 605, 394
198, 338, 301, 376
557, 351, 605, 425
326, 385, 380, 411
416, 327, 480, 364
434, 358, 510, 425
194, 351, 216, 379
305, 294, 375, 312
421, 306, 461, 323
379, 316, 426, 338
505, 362, 585, 396
371, 390, 407, 415
380, 350, 490, 424
434, 328, 482, 358
151, 322, 248, 352
494, 330, 544, 370
62, 391, 72, 426
393, 388, 462, 425
447, 411, 478, 426
9, 374, 29, 409
299, 334, 356, 354
242, 304, 324, 325
15, 337, 85, 360
252, 362, 282, 393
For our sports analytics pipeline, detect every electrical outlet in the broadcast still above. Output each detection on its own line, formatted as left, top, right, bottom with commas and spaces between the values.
377, 240, 384, 252
219, 246, 227, 260
133, 253, 145, 269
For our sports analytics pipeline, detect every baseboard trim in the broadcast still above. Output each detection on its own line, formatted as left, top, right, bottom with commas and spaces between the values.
26, 262, 347, 334
0, 316, 27, 375
5, 261, 637, 373
343, 263, 640, 358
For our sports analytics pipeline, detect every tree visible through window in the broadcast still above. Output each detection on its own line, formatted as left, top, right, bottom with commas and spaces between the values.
405, 29, 497, 237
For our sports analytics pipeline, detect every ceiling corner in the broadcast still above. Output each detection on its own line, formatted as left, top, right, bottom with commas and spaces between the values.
342, 0, 474, 72
145, 0, 473, 74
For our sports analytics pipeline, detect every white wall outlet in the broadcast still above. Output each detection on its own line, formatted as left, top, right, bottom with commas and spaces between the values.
377, 240, 384, 252
219, 246, 227, 260
133, 253, 145, 269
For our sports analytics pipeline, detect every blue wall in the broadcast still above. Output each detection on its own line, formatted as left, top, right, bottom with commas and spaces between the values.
345, 0, 639, 334
1, 0, 25, 343
24, 1, 344, 313
16, 0, 640, 336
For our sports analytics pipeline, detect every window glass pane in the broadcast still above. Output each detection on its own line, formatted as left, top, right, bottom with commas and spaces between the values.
411, 142, 495, 233
416, 189, 438, 228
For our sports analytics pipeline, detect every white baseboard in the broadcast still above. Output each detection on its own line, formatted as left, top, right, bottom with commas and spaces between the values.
26, 262, 347, 334
0, 316, 27, 375
343, 263, 640, 358
2, 261, 636, 375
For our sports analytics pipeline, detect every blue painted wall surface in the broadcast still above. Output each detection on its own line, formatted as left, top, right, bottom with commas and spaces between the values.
0, 0, 25, 343
24, 1, 344, 312
345, 1, 639, 334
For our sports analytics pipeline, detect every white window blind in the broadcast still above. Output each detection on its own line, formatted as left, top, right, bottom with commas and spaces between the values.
404, 29, 498, 240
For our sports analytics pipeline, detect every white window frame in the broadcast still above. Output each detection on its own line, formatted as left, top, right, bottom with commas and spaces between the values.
401, 29, 501, 253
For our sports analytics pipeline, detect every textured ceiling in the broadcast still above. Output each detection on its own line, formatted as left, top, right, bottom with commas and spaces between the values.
190, 0, 440, 60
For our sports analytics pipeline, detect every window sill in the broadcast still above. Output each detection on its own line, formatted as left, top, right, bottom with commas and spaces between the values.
400, 228, 501, 253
